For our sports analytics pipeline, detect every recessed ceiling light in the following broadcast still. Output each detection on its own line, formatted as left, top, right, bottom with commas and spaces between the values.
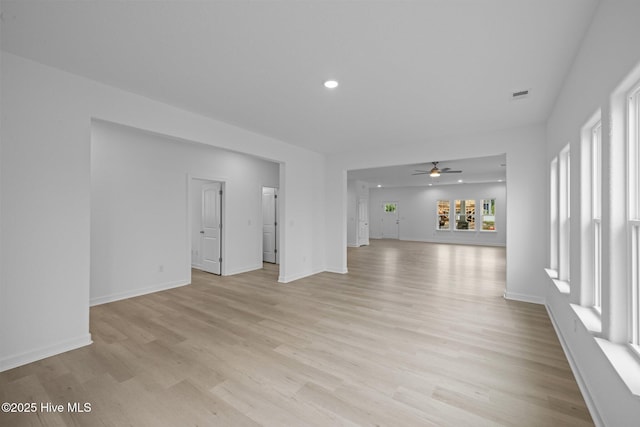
324, 80, 339, 89
428, 183, 433, 186
498, 179, 503, 182
458, 179, 463, 183
377, 184, 382, 188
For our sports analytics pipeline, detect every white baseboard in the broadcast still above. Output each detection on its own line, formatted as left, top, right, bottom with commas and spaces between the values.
278, 268, 324, 283
224, 264, 263, 276
545, 305, 605, 427
401, 237, 506, 247
503, 291, 545, 305
324, 267, 348, 274
90, 279, 189, 306
0, 333, 92, 372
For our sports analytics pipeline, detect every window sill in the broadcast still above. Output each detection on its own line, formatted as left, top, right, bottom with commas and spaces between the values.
545, 268, 558, 280
595, 338, 640, 397
571, 303, 602, 336
545, 268, 569, 294
545, 268, 640, 398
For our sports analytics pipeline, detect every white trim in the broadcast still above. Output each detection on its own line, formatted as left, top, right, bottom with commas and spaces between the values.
325, 267, 349, 274
187, 175, 226, 277
0, 334, 93, 373
550, 157, 559, 271
261, 185, 280, 265
90, 279, 189, 306
558, 145, 571, 282
546, 305, 605, 427
278, 268, 324, 283
503, 291, 545, 305
224, 264, 263, 276
400, 237, 506, 247
629, 81, 640, 348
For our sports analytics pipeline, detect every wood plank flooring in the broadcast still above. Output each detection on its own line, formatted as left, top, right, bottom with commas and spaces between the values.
0, 239, 593, 426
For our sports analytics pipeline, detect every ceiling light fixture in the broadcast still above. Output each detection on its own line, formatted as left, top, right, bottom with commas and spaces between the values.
429, 166, 440, 177
324, 80, 338, 89
377, 184, 382, 188
458, 179, 463, 183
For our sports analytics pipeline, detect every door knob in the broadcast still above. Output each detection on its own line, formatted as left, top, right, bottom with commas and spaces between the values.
200, 230, 205, 234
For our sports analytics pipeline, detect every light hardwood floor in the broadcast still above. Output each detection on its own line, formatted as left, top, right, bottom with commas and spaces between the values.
1, 239, 593, 426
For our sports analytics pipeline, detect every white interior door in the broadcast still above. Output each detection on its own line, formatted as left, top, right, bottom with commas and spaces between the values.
381, 202, 399, 239
357, 198, 369, 246
201, 182, 222, 274
262, 187, 278, 263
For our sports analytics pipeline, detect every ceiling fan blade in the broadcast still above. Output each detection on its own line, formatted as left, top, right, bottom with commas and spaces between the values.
442, 169, 462, 173
412, 172, 430, 175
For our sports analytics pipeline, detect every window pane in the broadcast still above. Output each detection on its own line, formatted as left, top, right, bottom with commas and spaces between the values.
550, 157, 558, 270
482, 199, 496, 230
593, 124, 602, 220
637, 92, 640, 218
455, 200, 475, 230
594, 220, 601, 308
593, 123, 602, 309
437, 200, 450, 230
633, 225, 640, 346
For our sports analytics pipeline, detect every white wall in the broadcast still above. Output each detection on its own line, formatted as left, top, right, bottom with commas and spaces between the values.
90, 121, 279, 305
545, 1, 640, 425
368, 182, 506, 246
326, 125, 546, 303
0, 51, 325, 371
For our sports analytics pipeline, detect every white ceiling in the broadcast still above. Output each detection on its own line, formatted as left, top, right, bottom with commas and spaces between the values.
0, 1, 599, 155
348, 154, 506, 187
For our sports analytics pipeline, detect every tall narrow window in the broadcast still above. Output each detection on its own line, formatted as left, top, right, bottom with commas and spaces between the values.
550, 157, 559, 272
481, 199, 496, 231
559, 145, 571, 282
454, 200, 475, 230
437, 200, 450, 230
629, 81, 640, 349
593, 123, 602, 309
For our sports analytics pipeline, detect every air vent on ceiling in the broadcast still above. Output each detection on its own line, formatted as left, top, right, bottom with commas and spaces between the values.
511, 89, 530, 100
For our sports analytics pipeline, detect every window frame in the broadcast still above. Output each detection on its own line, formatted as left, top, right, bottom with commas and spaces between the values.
628, 82, 640, 352
436, 200, 451, 230
550, 157, 559, 272
480, 198, 496, 231
592, 122, 603, 310
454, 199, 476, 231
558, 145, 571, 283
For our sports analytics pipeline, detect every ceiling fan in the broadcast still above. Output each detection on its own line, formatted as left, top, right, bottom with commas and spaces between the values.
412, 161, 462, 177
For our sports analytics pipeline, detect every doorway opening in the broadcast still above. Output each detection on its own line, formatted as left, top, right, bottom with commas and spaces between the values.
190, 178, 224, 275
381, 201, 400, 239
262, 186, 279, 265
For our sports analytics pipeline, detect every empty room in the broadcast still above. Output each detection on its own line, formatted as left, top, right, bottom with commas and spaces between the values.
1, 1, 640, 426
